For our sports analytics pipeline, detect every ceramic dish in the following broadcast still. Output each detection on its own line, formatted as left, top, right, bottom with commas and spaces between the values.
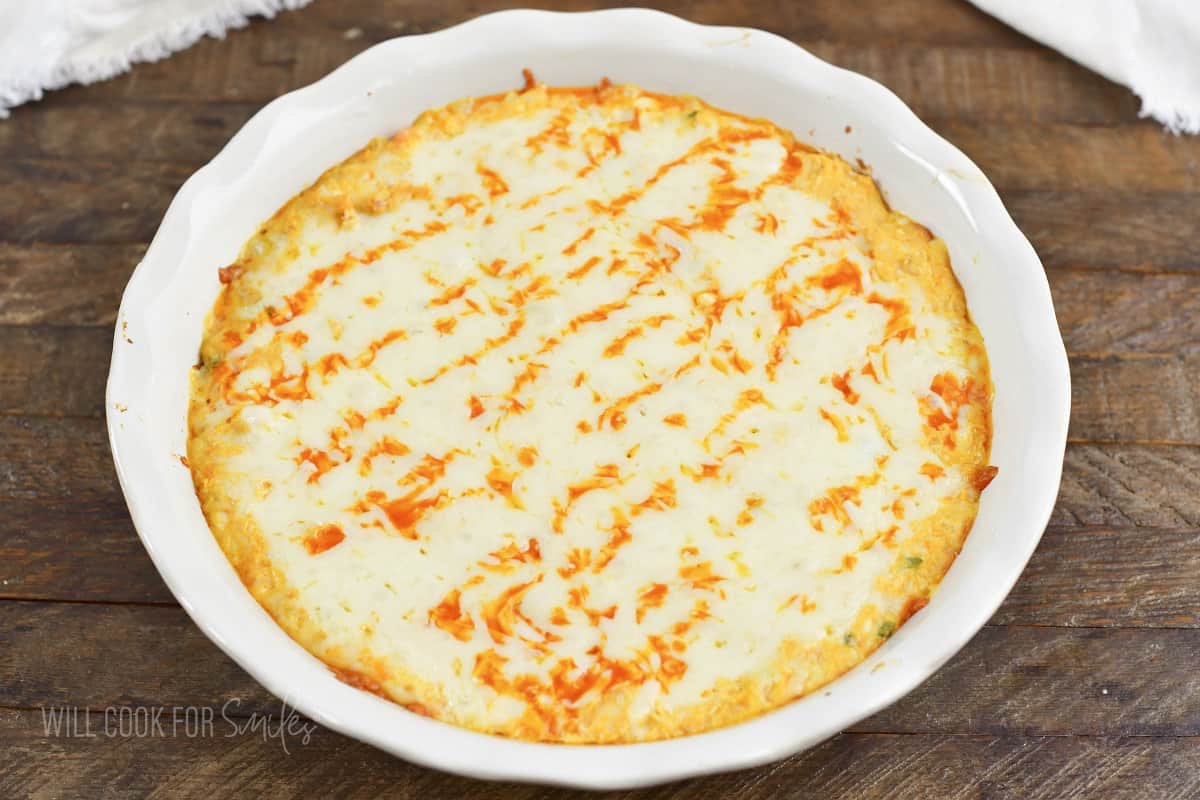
106, 8, 1070, 789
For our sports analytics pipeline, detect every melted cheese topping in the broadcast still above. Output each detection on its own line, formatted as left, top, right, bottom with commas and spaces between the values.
189, 80, 994, 743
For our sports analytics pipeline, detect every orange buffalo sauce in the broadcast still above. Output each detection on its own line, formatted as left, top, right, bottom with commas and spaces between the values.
303, 524, 346, 555
429, 588, 475, 642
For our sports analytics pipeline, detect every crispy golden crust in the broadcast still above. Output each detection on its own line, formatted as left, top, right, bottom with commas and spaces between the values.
189, 80, 993, 743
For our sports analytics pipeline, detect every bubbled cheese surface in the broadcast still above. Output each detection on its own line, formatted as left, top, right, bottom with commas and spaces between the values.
188, 81, 994, 742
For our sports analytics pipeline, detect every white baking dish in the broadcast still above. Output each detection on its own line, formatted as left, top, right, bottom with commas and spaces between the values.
106, 8, 1070, 789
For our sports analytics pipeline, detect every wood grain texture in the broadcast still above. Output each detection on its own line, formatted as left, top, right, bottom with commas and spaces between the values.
1005, 191, 1200, 271
3, 0, 1200, 795
0, 498, 166, 605
12, 344, 1200, 443
0, 417, 121, 500
1049, 271, 1200, 355
0, 103, 258, 164
930, 121, 1200, 193
1, 603, 275, 714
808, 44, 1139, 125
15, 42, 1134, 130
5, 601, 1200, 736
856, 626, 1200, 736
1052, 444, 1200, 529
14, 0, 1040, 112
7, 185, 1199, 281
0, 244, 144, 326
0, 327, 111, 417
6, 506, 1200, 627
4, 416, 1199, 609
5, 245, 1199, 341
249, 0, 1038, 48
0, 159, 193, 244
9, 112, 1194, 194
0, 47, 1139, 166
0, 715, 1196, 800
1068, 355, 1200, 444
10, 135, 1200, 248
992, 526, 1200, 628
6, 276, 1200, 426
6, 513, 1200, 629
7, 116, 1190, 199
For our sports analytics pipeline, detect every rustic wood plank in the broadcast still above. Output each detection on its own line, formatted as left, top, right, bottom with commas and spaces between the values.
992, 526, 1200, 628
9, 119, 1199, 235
2, 46, 1140, 165
4, 265, 1200, 422
1049, 271, 1200, 355
697, 734, 1200, 800
7, 512, 1198, 629
4, 423, 1199, 622
4, 602, 1199, 736
1007, 191, 1200, 272
809, 44, 1139, 125
2, 416, 1197, 523
0, 716, 1196, 800
4, 243, 1198, 337
1, 352, 1196, 606
1068, 355, 1200, 444
277, 0, 1036, 48
5, 0, 1193, 795
20, 0, 1040, 110
7, 330, 1200, 446
0, 244, 143, 326
855, 626, 1200, 736
0, 602, 276, 715
7, 165, 1200, 283
0, 104, 257, 165
1053, 444, 1200, 529
0, 499, 167, 605
10, 112, 1194, 194
0, 417, 119, 501
0, 327, 111, 417
6, 411, 1200, 622
0, 160, 193, 245
931, 122, 1200, 194
8, 160, 1199, 282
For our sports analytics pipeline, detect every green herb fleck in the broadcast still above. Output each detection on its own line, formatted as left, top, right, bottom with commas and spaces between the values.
686, 109, 699, 121
842, 633, 857, 647
905, 556, 924, 569
878, 621, 896, 639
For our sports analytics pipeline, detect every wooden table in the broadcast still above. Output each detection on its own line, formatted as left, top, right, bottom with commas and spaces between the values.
2, 1, 1198, 796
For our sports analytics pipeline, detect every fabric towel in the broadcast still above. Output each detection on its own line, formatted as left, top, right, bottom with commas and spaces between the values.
969, 0, 1200, 134
0, 0, 312, 117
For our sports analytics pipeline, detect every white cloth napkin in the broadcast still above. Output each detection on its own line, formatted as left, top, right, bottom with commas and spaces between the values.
0, 0, 311, 117
970, 0, 1200, 133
